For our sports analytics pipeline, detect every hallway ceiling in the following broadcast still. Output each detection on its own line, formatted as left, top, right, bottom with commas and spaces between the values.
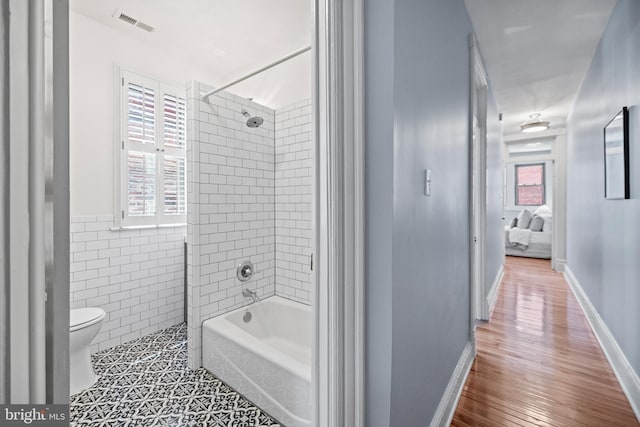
69, 0, 311, 109
465, 0, 617, 136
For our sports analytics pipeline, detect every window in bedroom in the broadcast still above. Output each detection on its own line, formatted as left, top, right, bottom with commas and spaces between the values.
515, 163, 545, 206
118, 69, 186, 227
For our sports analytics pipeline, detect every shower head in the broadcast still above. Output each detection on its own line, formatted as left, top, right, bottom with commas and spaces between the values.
241, 108, 264, 128
245, 116, 264, 128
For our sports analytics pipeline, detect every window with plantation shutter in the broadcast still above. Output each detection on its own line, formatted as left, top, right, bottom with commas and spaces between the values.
118, 69, 186, 227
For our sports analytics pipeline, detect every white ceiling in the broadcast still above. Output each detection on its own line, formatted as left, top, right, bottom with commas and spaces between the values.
73, 1, 618, 129
465, 0, 617, 136
70, 0, 312, 109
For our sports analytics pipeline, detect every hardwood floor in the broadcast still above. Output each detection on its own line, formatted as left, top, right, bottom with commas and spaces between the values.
452, 256, 639, 427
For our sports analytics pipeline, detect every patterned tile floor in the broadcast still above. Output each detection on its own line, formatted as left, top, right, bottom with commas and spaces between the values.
70, 324, 281, 427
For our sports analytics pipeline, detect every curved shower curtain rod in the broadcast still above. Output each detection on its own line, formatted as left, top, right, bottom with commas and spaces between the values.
201, 45, 312, 102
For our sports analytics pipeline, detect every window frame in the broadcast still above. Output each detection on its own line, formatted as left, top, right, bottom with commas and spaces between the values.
115, 67, 187, 228
514, 162, 545, 206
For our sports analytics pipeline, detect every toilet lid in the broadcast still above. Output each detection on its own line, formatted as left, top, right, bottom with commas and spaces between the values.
70, 307, 105, 331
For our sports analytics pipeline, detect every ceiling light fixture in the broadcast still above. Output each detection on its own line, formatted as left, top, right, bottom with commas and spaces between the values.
520, 113, 549, 133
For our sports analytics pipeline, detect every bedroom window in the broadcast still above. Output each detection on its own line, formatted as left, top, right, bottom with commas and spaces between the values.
515, 163, 545, 206
117, 69, 187, 227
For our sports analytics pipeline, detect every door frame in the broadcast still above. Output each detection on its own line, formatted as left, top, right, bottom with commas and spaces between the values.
41, 0, 366, 417
6, 0, 70, 403
470, 35, 489, 324
313, 0, 365, 425
502, 131, 567, 273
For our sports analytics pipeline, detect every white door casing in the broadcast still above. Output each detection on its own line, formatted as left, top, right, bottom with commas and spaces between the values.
35, 0, 364, 415
7, 0, 70, 403
470, 35, 489, 323
469, 34, 489, 324
313, 0, 365, 425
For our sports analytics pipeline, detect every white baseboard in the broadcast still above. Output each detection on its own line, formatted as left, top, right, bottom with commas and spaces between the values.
430, 341, 474, 427
486, 265, 505, 316
554, 258, 566, 272
564, 265, 640, 421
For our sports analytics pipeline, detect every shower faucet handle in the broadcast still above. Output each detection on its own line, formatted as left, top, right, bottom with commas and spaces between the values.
237, 260, 255, 282
242, 264, 252, 276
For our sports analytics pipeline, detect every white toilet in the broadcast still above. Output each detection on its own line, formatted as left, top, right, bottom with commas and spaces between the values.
70, 307, 106, 395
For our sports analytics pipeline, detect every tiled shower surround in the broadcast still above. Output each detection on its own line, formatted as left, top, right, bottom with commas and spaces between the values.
70, 216, 185, 352
275, 100, 313, 303
186, 82, 313, 367
187, 82, 276, 367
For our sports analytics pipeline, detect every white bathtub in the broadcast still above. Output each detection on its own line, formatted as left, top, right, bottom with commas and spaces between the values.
202, 296, 311, 427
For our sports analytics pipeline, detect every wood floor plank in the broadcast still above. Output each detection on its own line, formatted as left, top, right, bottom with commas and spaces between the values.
451, 256, 639, 426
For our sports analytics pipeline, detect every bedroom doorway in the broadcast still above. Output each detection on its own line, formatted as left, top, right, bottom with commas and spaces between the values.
502, 132, 567, 273
504, 156, 554, 260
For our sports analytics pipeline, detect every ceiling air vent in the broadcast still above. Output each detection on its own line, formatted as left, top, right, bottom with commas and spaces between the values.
117, 13, 137, 26
114, 10, 155, 33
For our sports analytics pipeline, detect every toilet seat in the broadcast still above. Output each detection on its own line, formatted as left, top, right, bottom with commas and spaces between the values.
70, 308, 106, 332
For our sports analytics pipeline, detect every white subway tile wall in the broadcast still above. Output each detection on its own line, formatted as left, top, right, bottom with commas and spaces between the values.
70, 216, 185, 353
186, 81, 277, 367
275, 100, 313, 303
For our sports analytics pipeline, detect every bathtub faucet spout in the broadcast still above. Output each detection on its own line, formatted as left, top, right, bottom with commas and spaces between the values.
242, 288, 260, 304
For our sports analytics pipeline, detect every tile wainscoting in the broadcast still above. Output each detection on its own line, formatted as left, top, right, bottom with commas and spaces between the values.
70, 215, 185, 353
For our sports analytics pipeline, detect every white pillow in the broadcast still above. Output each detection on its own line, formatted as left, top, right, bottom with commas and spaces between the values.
534, 204, 552, 216
529, 215, 545, 232
517, 209, 533, 229
536, 213, 552, 232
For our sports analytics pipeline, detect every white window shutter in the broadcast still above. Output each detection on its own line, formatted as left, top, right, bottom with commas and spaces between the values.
159, 85, 187, 222
118, 69, 187, 227
162, 93, 186, 149
121, 71, 160, 226
127, 151, 156, 216
127, 82, 156, 145
163, 155, 186, 215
